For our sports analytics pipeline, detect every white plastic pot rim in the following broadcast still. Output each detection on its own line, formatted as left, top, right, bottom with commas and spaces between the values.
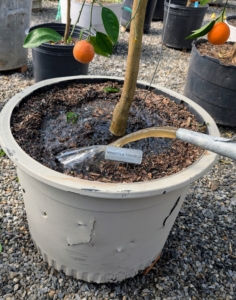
0, 76, 219, 198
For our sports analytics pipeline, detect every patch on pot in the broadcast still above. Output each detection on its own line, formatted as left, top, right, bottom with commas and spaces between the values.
105, 146, 143, 164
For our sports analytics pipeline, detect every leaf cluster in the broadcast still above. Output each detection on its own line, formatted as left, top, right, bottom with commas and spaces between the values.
23, 4, 120, 58
186, 0, 228, 40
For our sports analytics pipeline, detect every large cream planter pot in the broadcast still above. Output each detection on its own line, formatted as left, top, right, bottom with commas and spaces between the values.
0, 76, 219, 283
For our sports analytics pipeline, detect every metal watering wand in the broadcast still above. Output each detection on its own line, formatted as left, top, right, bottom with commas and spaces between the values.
176, 128, 236, 160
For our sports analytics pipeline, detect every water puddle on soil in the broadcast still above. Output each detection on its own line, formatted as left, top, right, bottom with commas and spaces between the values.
57, 127, 178, 169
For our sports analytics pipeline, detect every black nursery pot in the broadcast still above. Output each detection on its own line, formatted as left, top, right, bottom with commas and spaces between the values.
152, 0, 165, 21
162, 1, 208, 49
121, 0, 158, 32
29, 23, 89, 83
184, 39, 236, 127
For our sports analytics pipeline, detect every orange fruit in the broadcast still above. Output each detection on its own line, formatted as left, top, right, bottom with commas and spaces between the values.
73, 40, 95, 64
207, 22, 230, 45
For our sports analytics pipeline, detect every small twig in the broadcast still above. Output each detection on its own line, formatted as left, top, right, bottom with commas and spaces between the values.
231, 43, 236, 64
228, 242, 236, 258
64, 0, 71, 43
143, 253, 161, 275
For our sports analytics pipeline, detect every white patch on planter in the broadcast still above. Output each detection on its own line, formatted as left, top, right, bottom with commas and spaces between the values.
67, 220, 95, 246
105, 146, 143, 164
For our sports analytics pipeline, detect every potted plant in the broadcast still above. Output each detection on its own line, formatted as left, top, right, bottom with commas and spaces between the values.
24, 0, 120, 82
0, 0, 220, 283
152, 0, 165, 21
184, 0, 236, 126
162, 0, 208, 49
60, 0, 124, 34
0, 0, 32, 72
120, 0, 158, 32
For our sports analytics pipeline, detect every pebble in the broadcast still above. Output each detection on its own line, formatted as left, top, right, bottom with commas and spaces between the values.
0, 1, 236, 300
202, 208, 215, 219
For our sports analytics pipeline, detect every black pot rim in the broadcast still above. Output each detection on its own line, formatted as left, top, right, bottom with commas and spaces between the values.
26, 22, 90, 49
164, 1, 208, 10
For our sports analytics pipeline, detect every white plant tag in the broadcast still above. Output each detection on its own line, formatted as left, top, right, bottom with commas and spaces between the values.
105, 146, 143, 164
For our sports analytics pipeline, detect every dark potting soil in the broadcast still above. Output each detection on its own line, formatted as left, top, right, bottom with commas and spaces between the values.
197, 42, 236, 66
11, 81, 206, 183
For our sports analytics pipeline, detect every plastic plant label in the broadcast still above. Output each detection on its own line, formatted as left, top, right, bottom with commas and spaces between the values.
105, 146, 143, 164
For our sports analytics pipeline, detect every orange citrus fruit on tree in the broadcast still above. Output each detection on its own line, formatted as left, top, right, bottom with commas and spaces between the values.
73, 40, 95, 64
207, 22, 230, 45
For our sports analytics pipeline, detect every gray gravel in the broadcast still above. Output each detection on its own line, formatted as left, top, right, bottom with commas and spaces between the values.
1, 1, 236, 299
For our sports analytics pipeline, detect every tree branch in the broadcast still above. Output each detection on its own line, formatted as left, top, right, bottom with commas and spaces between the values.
64, 0, 71, 43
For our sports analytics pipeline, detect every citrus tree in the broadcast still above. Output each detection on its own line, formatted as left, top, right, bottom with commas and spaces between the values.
24, 0, 149, 136
186, 0, 236, 62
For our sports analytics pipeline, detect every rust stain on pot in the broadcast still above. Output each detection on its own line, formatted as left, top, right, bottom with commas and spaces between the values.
204, 151, 211, 156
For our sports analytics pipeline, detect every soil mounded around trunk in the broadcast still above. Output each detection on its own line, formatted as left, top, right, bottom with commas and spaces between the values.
11, 81, 206, 183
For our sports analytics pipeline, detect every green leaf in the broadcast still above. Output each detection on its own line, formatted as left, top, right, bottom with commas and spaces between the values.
103, 87, 120, 93
102, 7, 119, 45
96, 32, 113, 55
89, 36, 110, 57
186, 20, 216, 40
0, 244, 2, 253
23, 28, 63, 48
0, 149, 5, 157
66, 112, 78, 124
122, 6, 132, 13
199, 0, 213, 5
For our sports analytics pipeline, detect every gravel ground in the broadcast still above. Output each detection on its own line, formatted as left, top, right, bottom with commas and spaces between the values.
1, 1, 236, 299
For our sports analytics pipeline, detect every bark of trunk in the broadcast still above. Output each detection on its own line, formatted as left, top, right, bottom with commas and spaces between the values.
64, 0, 71, 43
109, 0, 148, 136
231, 42, 236, 63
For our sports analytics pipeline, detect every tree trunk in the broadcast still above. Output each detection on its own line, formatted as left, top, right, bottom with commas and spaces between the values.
64, 0, 71, 43
109, 0, 148, 136
231, 42, 236, 64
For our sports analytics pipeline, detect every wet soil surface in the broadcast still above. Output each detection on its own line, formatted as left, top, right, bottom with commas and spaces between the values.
197, 41, 236, 66
11, 81, 205, 183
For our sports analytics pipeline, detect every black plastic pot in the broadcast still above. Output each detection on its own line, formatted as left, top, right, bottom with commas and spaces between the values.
29, 23, 89, 83
152, 0, 164, 21
184, 39, 236, 127
162, 1, 208, 49
121, 0, 158, 32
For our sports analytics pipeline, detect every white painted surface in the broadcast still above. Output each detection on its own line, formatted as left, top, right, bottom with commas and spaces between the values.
60, 0, 123, 34
226, 16, 236, 42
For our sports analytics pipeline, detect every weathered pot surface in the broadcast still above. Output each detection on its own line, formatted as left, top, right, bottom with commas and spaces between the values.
0, 76, 219, 283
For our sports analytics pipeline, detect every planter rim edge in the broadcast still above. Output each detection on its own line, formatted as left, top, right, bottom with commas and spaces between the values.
0, 75, 219, 198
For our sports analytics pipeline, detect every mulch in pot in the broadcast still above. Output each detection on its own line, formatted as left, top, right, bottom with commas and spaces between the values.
11, 81, 206, 183
196, 41, 236, 66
